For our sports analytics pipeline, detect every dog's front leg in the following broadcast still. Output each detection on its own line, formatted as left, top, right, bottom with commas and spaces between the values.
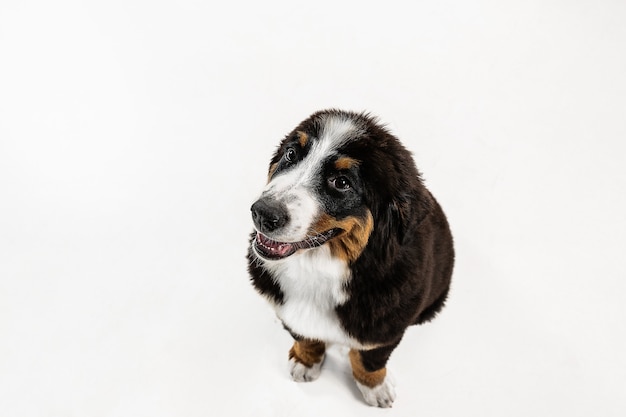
349, 346, 397, 408
288, 339, 326, 382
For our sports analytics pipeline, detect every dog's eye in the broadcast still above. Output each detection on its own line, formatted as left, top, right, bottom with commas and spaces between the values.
330, 176, 351, 191
284, 147, 296, 163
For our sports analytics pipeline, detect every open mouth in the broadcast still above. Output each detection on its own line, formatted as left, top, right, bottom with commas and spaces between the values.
253, 228, 341, 260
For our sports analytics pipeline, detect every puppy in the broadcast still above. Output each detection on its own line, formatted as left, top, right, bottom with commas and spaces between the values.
247, 109, 454, 407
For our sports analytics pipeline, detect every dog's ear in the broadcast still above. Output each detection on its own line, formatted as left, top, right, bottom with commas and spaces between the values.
388, 194, 410, 244
381, 189, 433, 245
373, 194, 408, 247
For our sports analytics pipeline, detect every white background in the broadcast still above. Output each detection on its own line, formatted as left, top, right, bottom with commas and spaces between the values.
1, 1, 625, 416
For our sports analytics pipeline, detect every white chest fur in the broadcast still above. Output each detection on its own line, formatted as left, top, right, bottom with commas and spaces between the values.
264, 246, 363, 347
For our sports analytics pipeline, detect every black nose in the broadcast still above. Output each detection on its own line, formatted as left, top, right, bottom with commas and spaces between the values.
251, 198, 290, 234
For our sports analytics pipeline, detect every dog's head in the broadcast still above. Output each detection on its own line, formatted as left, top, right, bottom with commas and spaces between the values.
250, 109, 424, 264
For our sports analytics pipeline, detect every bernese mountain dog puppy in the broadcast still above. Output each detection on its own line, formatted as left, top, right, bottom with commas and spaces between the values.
247, 109, 454, 407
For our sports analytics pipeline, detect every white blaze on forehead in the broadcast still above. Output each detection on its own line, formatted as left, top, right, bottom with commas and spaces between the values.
258, 116, 359, 242
319, 114, 361, 144
288, 115, 360, 186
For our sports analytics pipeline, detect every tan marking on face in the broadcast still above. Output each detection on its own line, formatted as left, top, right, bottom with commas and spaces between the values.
334, 157, 360, 171
267, 162, 278, 183
288, 339, 326, 367
310, 210, 373, 263
297, 131, 309, 148
349, 349, 387, 388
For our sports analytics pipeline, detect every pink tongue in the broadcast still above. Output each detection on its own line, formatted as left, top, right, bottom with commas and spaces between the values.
276, 243, 293, 256
258, 234, 294, 256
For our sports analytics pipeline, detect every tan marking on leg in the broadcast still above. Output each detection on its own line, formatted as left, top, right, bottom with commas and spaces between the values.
310, 211, 374, 263
289, 339, 326, 367
297, 131, 309, 148
349, 349, 387, 388
267, 162, 278, 183
334, 157, 360, 171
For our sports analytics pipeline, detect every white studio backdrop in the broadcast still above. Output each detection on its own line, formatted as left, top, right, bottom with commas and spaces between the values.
1, 1, 625, 416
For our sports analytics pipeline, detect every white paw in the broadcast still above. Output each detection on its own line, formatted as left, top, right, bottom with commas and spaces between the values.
355, 377, 396, 408
289, 357, 324, 382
